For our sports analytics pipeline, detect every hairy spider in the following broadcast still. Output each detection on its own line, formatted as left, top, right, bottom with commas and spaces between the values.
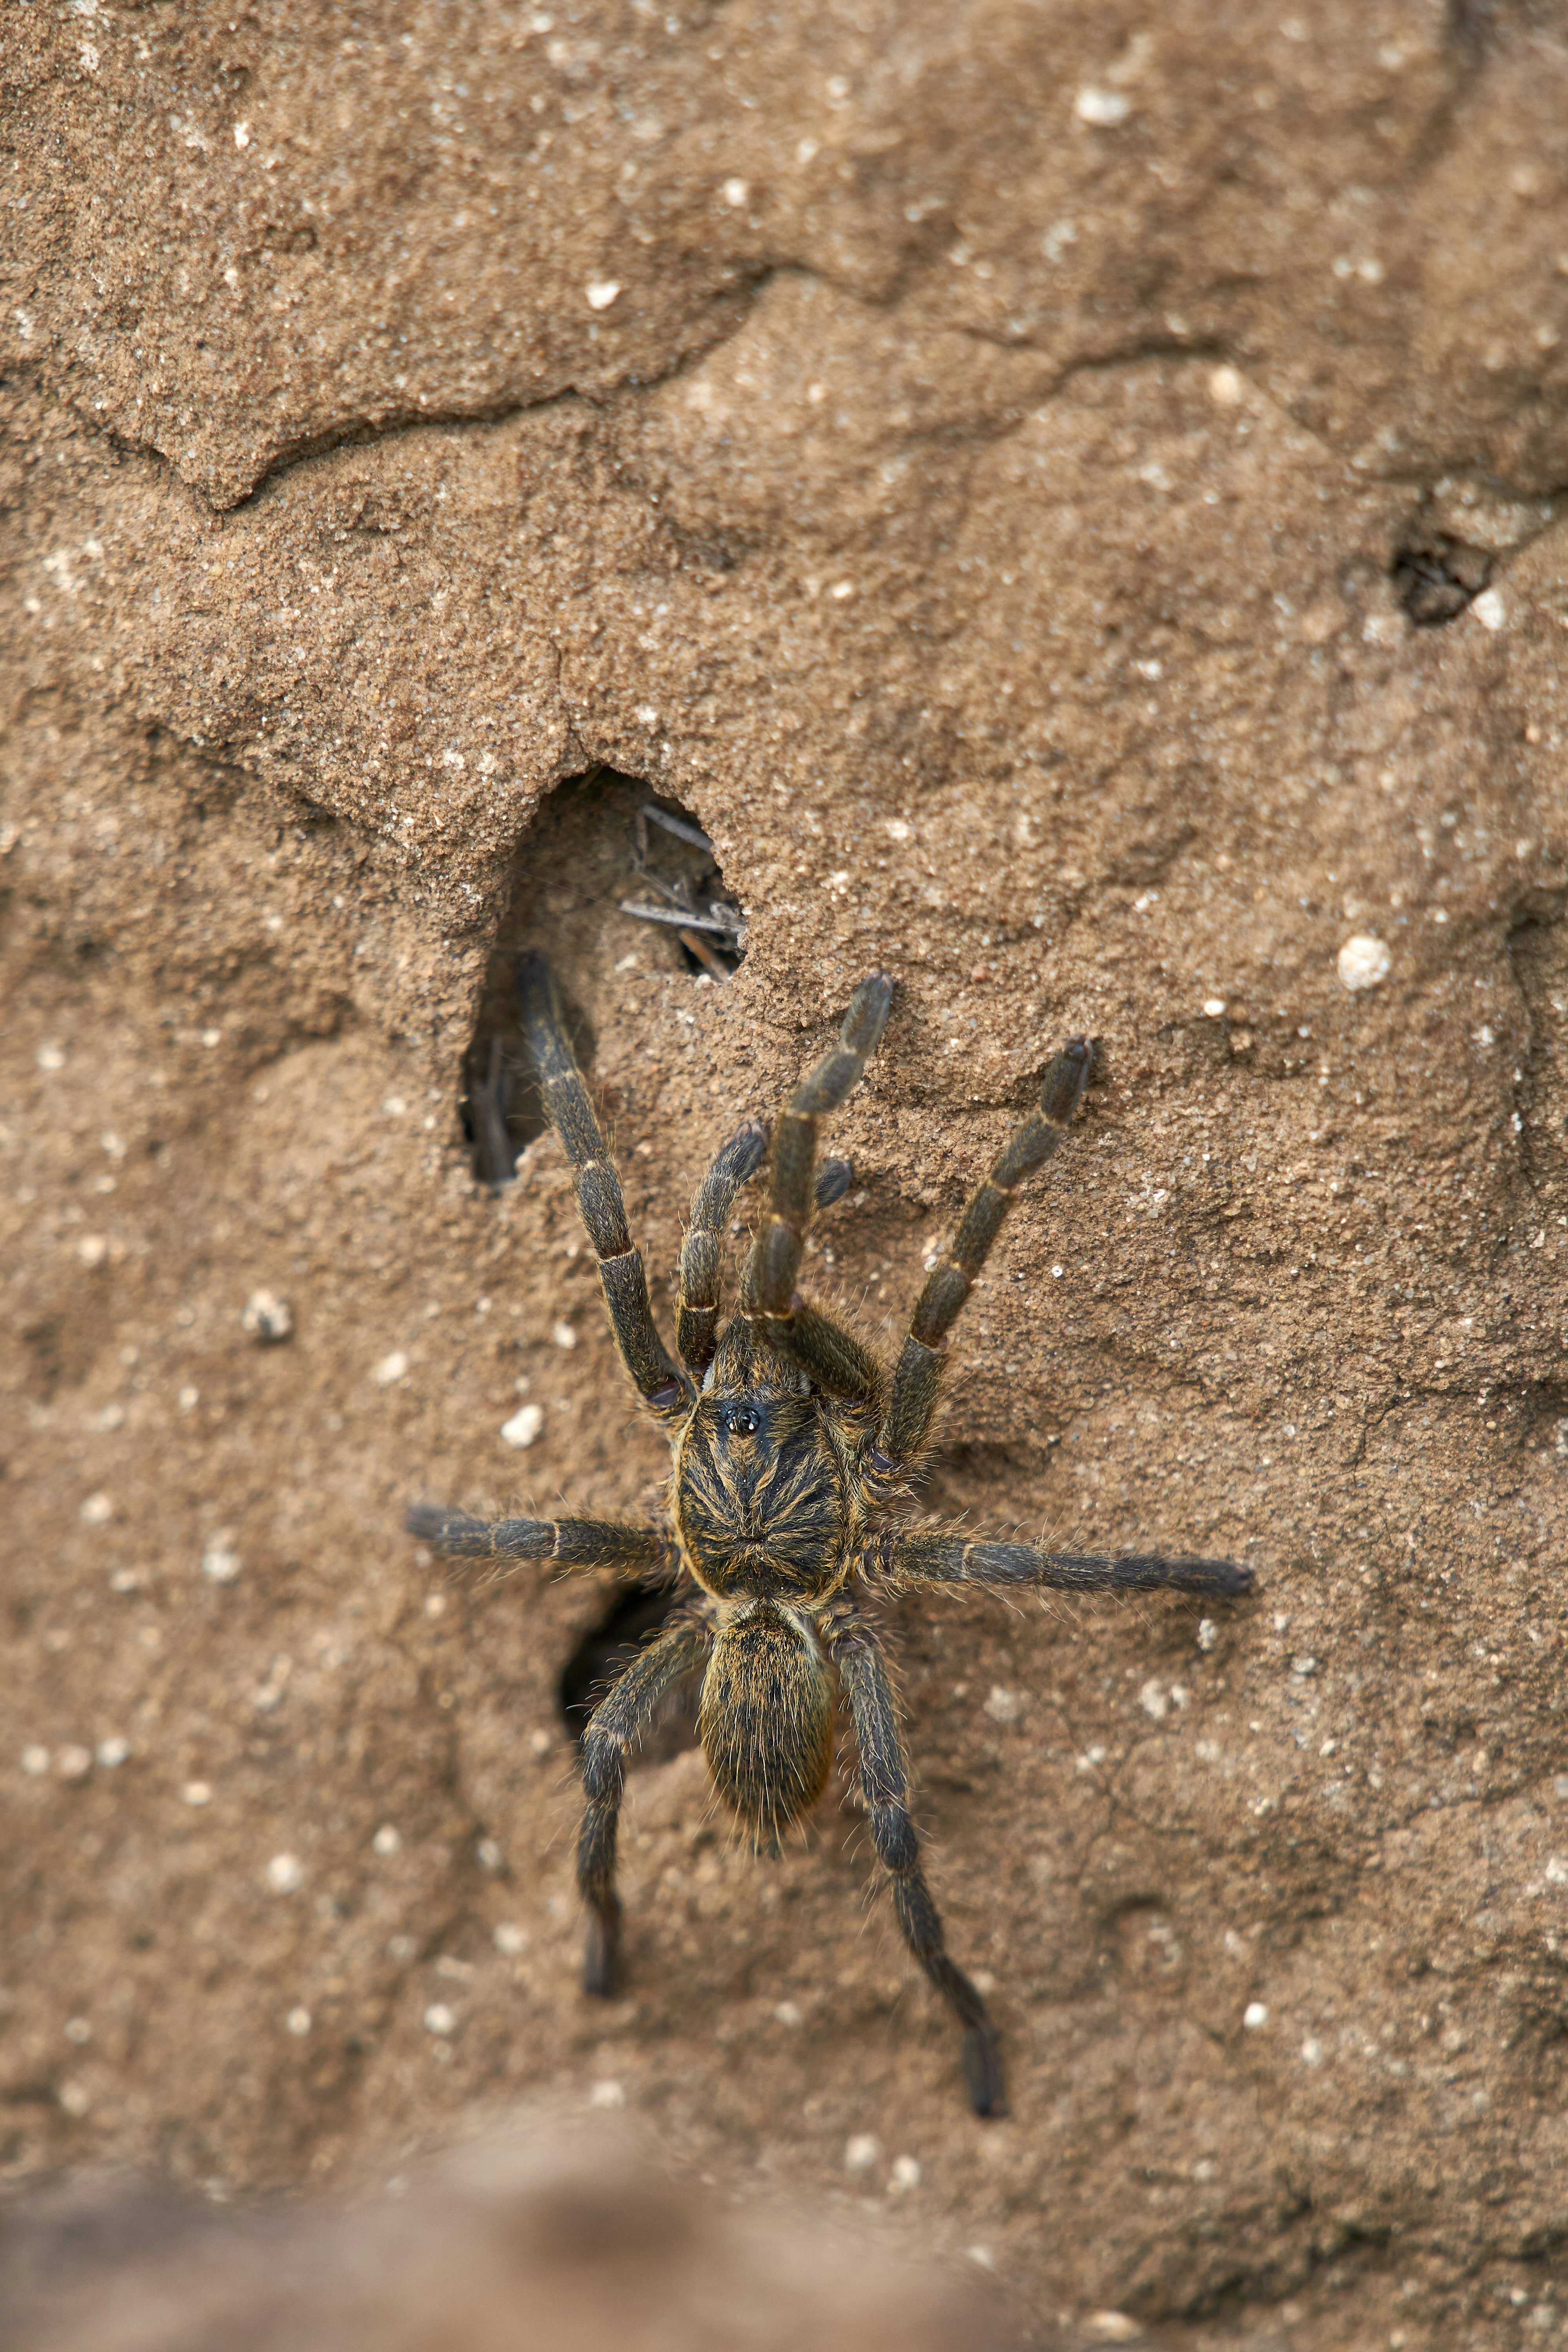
408, 957, 1253, 2114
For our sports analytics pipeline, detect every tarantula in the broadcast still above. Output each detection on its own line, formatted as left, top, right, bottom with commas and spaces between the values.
409, 957, 1252, 2114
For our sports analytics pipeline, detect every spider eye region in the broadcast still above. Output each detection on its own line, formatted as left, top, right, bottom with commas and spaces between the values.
717, 1401, 763, 1439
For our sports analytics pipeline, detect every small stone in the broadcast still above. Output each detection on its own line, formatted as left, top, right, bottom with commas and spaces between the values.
265, 1852, 303, 1894
64, 2017, 92, 2045
1138, 1679, 1169, 1721
423, 2002, 457, 2036
585, 277, 621, 310
476, 1837, 505, 1872
773, 2000, 804, 2026
589, 2078, 626, 2107
984, 1685, 1022, 1724
372, 1824, 402, 1857
1202, 997, 1226, 1017
21, 1745, 51, 1776
1075, 86, 1131, 125
1337, 934, 1391, 992
844, 2132, 880, 2173
1083, 2315, 1143, 2342
1198, 1618, 1218, 1652
286, 2007, 312, 2036
888, 2154, 922, 2192
80, 1492, 113, 1526
182, 1780, 213, 1806
372, 1349, 409, 1386
202, 1533, 241, 1584
1208, 365, 1244, 406
501, 1401, 545, 1449
77, 1235, 109, 1268
721, 176, 749, 206
494, 1922, 528, 1956
56, 1745, 92, 1782
36, 1042, 67, 1071
552, 1320, 577, 1349
96, 1737, 131, 1768
1471, 586, 1506, 632
241, 1289, 294, 1344
1243, 2001, 1270, 2030
58, 2080, 91, 2118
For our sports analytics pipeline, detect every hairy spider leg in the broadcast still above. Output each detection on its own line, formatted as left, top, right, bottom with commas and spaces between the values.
744, 972, 893, 1406
826, 1605, 1004, 2117
875, 1525, 1254, 1598
403, 1504, 677, 1581
676, 1119, 769, 1379
879, 1036, 1092, 1468
517, 953, 690, 1421
578, 1612, 715, 1995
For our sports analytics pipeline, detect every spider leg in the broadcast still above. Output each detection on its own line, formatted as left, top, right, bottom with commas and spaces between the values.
405, 1504, 678, 1580
873, 1523, 1254, 1598
676, 1118, 768, 1379
517, 953, 690, 1421
744, 972, 892, 1403
878, 1037, 1091, 1469
578, 1610, 714, 1995
825, 1604, 1003, 2116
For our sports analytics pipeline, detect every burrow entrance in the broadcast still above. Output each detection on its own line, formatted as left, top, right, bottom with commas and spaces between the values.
459, 764, 746, 1189
557, 1581, 702, 1760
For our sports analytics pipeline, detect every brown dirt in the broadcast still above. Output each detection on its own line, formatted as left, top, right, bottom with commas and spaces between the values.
3, 5, 1568, 2348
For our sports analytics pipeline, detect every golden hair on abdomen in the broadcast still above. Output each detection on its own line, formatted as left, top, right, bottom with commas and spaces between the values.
699, 1610, 834, 1844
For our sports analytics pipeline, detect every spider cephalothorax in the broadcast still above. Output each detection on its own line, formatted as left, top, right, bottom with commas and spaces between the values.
410, 955, 1252, 2114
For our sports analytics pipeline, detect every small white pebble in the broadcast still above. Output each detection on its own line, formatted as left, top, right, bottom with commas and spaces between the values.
372, 1349, 409, 1386
1083, 2316, 1143, 2343
528, 1727, 553, 1756
589, 2078, 626, 2107
773, 1999, 804, 2026
585, 276, 621, 310
844, 2132, 881, 2173
234, 120, 251, 149
1202, 997, 1226, 1018
36, 1042, 67, 1071
1051, 1263, 1064, 1278
286, 2007, 312, 2036
372, 1824, 402, 1857
201, 1534, 241, 1584
201, 1028, 222, 1049
58, 2081, 91, 2118
1075, 86, 1131, 125
884, 818, 911, 841
1243, 2001, 1269, 2030
77, 1234, 109, 1269
241, 1289, 294, 1344
1337, 934, 1391, 992
1208, 365, 1244, 405
1471, 586, 1506, 632
423, 2003, 457, 2036
494, 1922, 528, 1956
64, 2017, 92, 2045
889, 2154, 922, 2192
984, 1685, 1022, 1724
721, 175, 749, 206
501, 1401, 545, 1449
476, 1837, 504, 1872
56, 1745, 92, 1782
1197, 1618, 1218, 1652
1292, 1655, 1318, 1678
182, 1780, 213, 1807
1553, 1775, 1568, 1801
265, 1852, 303, 1894
22, 1745, 51, 1776
178, 1385, 199, 1411
1138, 1679, 1169, 1722
965, 2246, 996, 2271
79, 1492, 113, 1526
1301, 2036, 1325, 2066
552, 1320, 577, 1350
96, 1737, 130, 1768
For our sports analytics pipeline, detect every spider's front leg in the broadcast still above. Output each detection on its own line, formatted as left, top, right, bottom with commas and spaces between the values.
826, 1604, 1004, 2116
879, 1036, 1092, 1468
404, 1505, 678, 1579
874, 1524, 1254, 1598
517, 953, 690, 1422
578, 1611, 713, 1994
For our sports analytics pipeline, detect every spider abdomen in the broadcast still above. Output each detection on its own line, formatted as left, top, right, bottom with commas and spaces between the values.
698, 1606, 835, 1846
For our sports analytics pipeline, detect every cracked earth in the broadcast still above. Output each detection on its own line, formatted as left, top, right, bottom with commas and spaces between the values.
4, 4, 1568, 2348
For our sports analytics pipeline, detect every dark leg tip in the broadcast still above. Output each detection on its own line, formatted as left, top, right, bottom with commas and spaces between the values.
963, 2025, 1006, 2118
1039, 1036, 1093, 1126
582, 1908, 621, 1999
514, 950, 553, 1009
813, 1156, 853, 1210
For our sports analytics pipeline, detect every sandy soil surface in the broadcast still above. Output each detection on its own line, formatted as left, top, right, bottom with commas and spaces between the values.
3, 4, 1567, 2347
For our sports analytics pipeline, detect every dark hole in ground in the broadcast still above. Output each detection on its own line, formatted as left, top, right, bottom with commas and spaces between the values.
1391, 528, 1494, 627
557, 1579, 701, 1762
459, 765, 746, 1188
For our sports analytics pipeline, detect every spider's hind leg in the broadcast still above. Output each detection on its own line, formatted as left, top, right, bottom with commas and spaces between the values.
826, 1605, 1004, 2116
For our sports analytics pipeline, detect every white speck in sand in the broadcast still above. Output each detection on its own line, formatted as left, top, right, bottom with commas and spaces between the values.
1209, 365, 1244, 405
722, 176, 749, 207
182, 1781, 213, 1807
773, 2000, 804, 2026
844, 2133, 880, 2172
265, 1852, 303, 1894
1472, 586, 1506, 631
36, 1042, 66, 1071
585, 277, 621, 310
96, 1737, 130, 1768
372, 1350, 409, 1386
1075, 86, 1131, 125
1138, 1679, 1170, 1721
241, 1289, 293, 1343
552, 1321, 577, 1349
372, 1824, 402, 1857
80, 1492, 113, 1526
494, 1922, 529, 1955
424, 2003, 457, 2036
589, 2078, 626, 2107
501, 1402, 545, 1448
1337, 934, 1391, 992
1243, 2001, 1270, 2030
22, 1746, 51, 1776
286, 2007, 312, 2036
202, 1533, 241, 1584
1203, 997, 1226, 1017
